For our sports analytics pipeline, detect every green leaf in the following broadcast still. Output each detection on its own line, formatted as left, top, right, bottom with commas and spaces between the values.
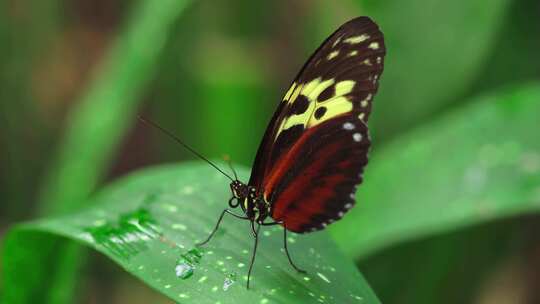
3, 163, 380, 304
330, 83, 540, 258
470, 0, 540, 92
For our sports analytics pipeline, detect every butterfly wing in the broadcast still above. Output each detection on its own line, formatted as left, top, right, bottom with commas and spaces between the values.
249, 16, 385, 233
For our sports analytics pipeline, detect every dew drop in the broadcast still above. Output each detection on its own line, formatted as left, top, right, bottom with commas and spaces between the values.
93, 219, 106, 226
85, 207, 161, 259
223, 273, 236, 291
174, 248, 203, 279
175, 262, 193, 279
198, 276, 208, 283
182, 186, 194, 194
162, 204, 178, 212
178, 293, 189, 299
171, 223, 187, 231
317, 272, 331, 283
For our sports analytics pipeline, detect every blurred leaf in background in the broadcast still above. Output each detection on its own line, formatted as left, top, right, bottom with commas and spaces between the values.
0, 1, 64, 222
357, 0, 513, 140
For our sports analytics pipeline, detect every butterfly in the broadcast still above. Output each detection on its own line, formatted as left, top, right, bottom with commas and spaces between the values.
140, 16, 385, 289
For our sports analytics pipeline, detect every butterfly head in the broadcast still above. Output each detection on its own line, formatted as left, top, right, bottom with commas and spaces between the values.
230, 180, 249, 201
229, 181, 267, 221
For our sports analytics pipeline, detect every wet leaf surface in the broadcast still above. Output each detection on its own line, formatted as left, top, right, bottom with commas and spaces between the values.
4, 163, 379, 304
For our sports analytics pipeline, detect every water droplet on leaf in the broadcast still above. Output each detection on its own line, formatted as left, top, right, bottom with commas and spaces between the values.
174, 248, 203, 279
223, 272, 236, 291
175, 262, 193, 279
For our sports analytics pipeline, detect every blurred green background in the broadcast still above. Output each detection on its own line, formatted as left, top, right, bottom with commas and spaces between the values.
1, 0, 539, 303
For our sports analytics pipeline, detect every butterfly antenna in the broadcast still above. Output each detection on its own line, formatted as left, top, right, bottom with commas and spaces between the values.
137, 116, 234, 181
223, 155, 239, 180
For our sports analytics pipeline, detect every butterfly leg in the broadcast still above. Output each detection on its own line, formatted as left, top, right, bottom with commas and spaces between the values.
260, 221, 307, 274
250, 220, 258, 237
247, 223, 261, 289
197, 209, 249, 246
283, 227, 307, 274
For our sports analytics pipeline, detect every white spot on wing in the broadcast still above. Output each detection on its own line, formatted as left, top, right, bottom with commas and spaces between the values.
344, 34, 370, 44
360, 93, 372, 108
353, 133, 363, 142
342, 122, 355, 130
333, 36, 342, 48
358, 113, 365, 121
368, 42, 380, 50
327, 50, 339, 60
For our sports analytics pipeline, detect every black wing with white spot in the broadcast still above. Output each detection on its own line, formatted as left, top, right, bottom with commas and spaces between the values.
248, 16, 385, 232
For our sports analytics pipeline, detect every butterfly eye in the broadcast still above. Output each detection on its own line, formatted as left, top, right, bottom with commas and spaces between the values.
228, 197, 240, 208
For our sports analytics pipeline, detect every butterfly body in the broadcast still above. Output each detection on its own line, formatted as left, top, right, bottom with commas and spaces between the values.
229, 181, 270, 224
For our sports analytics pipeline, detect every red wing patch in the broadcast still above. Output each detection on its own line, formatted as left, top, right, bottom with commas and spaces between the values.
264, 114, 370, 233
